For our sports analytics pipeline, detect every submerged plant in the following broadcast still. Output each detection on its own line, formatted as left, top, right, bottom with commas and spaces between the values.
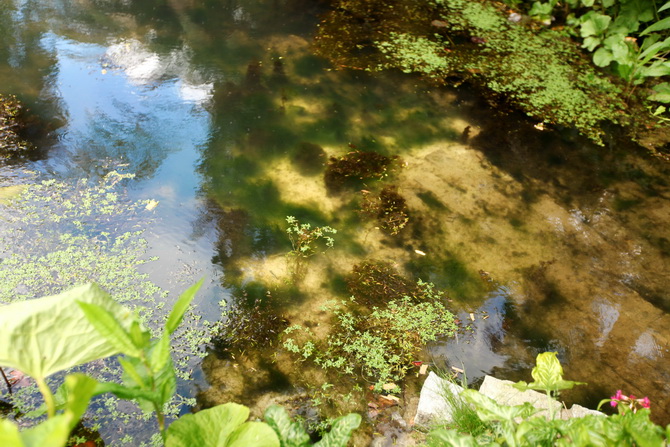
324, 150, 399, 190
285, 216, 337, 258
0, 94, 31, 157
345, 260, 423, 307
283, 280, 457, 391
359, 185, 410, 235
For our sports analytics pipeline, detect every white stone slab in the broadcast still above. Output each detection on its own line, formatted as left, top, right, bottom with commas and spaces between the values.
414, 372, 465, 426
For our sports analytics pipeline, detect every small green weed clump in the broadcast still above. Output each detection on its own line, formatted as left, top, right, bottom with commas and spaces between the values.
282, 280, 457, 392
285, 216, 336, 258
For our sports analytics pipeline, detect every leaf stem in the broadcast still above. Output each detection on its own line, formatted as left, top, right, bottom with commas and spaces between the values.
35, 376, 56, 418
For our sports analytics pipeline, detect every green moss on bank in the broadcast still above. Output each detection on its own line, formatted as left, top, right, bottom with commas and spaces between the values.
315, 0, 628, 145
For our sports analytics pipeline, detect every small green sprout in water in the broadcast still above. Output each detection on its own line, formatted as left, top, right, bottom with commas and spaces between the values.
285, 216, 336, 258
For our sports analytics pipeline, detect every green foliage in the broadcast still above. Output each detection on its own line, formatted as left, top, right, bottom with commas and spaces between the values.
0, 284, 134, 384
434, 374, 492, 439
165, 403, 279, 447
283, 280, 457, 391
0, 374, 98, 447
0, 173, 212, 444
577, 1, 670, 92
512, 351, 586, 397
316, 0, 627, 145
0, 283, 360, 447
264, 405, 361, 447
427, 352, 670, 446
377, 32, 451, 76
508, 0, 670, 99
78, 279, 204, 438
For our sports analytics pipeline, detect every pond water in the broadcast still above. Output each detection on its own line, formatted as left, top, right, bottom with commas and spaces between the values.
0, 0, 669, 443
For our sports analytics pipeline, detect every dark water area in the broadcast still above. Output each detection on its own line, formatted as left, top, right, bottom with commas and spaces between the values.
0, 0, 669, 444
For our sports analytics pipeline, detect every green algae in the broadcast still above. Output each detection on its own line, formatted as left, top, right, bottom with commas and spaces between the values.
0, 173, 211, 446
315, 0, 628, 145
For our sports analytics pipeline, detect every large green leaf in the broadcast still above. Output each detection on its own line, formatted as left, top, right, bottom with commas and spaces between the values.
18, 415, 71, 447
227, 422, 280, 447
0, 419, 23, 447
462, 389, 537, 423
313, 413, 361, 447
593, 47, 613, 67
639, 36, 670, 64
0, 284, 135, 380
580, 12, 612, 38
78, 301, 141, 358
264, 404, 311, 447
165, 403, 279, 447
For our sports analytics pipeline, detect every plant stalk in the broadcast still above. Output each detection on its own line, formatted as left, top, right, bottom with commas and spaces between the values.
35, 376, 56, 418
155, 403, 167, 441
0, 367, 12, 394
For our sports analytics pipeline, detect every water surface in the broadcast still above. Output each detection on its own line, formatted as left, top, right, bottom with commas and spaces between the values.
0, 0, 669, 443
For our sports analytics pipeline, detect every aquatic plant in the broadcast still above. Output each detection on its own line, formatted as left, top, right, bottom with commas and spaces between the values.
282, 280, 457, 391
213, 289, 289, 355
285, 216, 337, 258
359, 185, 410, 235
0, 94, 31, 157
345, 260, 423, 307
315, 0, 627, 144
324, 150, 399, 190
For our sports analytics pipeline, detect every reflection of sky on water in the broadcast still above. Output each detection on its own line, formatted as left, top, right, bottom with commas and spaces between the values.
25, 31, 227, 315
35, 32, 213, 180
430, 288, 510, 382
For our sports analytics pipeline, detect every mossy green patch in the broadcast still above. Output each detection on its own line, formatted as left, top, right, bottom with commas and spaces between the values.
315, 0, 628, 145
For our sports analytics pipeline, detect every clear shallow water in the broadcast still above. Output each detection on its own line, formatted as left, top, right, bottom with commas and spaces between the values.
0, 0, 669, 442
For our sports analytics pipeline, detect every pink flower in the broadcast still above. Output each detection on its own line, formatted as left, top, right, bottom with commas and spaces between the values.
640, 397, 651, 409
610, 390, 623, 408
